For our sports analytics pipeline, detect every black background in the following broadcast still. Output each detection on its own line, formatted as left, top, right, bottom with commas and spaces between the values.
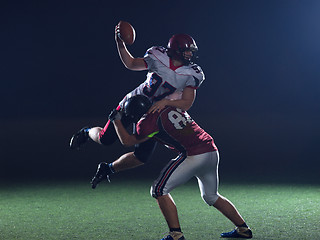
1, 0, 319, 183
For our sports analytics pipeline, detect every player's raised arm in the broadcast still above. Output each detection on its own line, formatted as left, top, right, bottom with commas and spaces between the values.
115, 22, 147, 71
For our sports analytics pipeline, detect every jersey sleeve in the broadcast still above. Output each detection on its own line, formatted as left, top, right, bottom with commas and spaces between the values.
135, 112, 159, 139
186, 64, 205, 89
143, 46, 156, 71
143, 46, 167, 72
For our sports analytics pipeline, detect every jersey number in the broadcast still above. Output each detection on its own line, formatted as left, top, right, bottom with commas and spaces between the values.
168, 109, 192, 130
143, 73, 176, 101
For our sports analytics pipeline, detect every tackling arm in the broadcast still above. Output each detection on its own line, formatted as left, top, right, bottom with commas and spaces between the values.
148, 87, 196, 114
112, 119, 148, 147
166, 87, 196, 111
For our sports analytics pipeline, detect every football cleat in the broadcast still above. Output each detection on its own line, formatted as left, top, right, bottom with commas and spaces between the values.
91, 162, 110, 189
69, 127, 90, 150
161, 231, 185, 240
221, 227, 252, 238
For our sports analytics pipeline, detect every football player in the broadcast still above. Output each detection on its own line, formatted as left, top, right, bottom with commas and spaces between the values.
70, 23, 205, 170
91, 95, 253, 240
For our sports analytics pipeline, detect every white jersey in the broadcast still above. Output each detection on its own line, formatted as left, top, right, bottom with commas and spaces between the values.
119, 46, 205, 107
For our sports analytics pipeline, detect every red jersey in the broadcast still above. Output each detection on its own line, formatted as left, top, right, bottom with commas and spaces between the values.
136, 107, 217, 156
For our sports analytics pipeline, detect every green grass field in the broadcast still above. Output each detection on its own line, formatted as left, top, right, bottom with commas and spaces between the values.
0, 179, 319, 240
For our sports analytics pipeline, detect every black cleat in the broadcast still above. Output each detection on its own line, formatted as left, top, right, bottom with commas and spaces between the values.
221, 227, 252, 238
91, 162, 110, 189
161, 231, 185, 240
69, 127, 90, 150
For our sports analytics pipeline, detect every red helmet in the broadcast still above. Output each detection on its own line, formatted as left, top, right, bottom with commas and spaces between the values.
167, 34, 198, 64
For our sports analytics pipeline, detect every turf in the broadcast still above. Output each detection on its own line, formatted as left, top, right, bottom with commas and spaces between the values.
0, 179, 319, 240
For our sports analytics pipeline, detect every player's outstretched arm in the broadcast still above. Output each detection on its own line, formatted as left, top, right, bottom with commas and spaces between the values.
115, 24, 147, 71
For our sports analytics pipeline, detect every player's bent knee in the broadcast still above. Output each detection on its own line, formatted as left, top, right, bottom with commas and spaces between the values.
134, 139, 156, 163
150, 185, 158, 198
134, 151, 151, 163
134, 144, 155, 163
150, 185, 167, 199
202, 193, 220, 206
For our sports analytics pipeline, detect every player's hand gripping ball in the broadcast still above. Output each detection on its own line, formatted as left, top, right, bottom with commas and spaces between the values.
116, 21, 136, 45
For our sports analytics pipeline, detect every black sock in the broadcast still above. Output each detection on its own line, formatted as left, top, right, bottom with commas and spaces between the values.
237, 222, 248, 228
170, 227, 182, 232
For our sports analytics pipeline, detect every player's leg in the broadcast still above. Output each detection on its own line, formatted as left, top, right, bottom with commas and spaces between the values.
151, 154, 199, 240
112, 152, 144, 171
213, 196, 246, 227
90, 152, 144, 189
195, 151, 220, 206
91, 139, 156, 189
213, 196, 252, 238
157, 194, 185, 240
69, 123, 115, 149
195, 151, 252, 238
151, 154, 195, 198
157, 194, 180, 229
69, 107, 133, 149
112, 138, 157, 171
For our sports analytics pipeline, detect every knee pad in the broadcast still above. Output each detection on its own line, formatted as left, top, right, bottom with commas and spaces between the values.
202, 193, 220, 206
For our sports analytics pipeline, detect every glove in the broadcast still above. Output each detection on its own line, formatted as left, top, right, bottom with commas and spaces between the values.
108, 109, 122, 121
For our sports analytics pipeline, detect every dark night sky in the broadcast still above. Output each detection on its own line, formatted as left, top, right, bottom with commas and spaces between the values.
1, 0, 320, 182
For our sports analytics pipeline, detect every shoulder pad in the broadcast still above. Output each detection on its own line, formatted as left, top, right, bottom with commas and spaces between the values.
144, 46, 167, 57
188, 64, 205, 80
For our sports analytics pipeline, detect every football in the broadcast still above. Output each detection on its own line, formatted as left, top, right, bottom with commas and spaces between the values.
118, 21, 136, 45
